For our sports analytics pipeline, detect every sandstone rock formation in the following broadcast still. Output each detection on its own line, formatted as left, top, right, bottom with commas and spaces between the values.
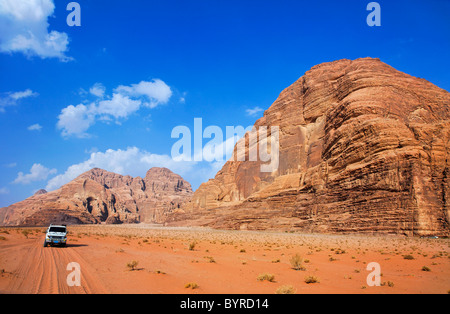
170, 58, 450, 236
0, 167, 192, 226
33, 189, 47, 196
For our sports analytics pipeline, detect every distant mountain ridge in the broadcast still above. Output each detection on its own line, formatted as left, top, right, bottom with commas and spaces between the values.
0, 167, 193, 226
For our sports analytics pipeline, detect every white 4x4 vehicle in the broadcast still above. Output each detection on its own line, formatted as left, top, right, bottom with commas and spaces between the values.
44, 224, 68, 247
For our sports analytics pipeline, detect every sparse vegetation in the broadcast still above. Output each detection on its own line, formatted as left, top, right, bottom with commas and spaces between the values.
3, 224, 446, 294
126, 260, 139, 271
21, 230, 31, 238
154, 270, 166, 275
185, 282, 199, 289
304, 275, 319, 284
189, 241, 197, 251
276, 285, 296, 294
204, 256, 216, 263
329, 256, 338, 262
290, 254, 306, 271
257, 273, 276, 282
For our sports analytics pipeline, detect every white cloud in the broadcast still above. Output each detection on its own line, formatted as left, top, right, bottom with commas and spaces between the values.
246, 106, 264, 116
13, 163, 57, 185
4, 162, 17, 168
27, 123, 42, 131
96, 93, 141, 119
57, 103, 96, 138
0, 0, 71, 61
0, 187, 9, 194
115, 79, 172, 108
89, 83, 106, 98
0, 89, 38, 112
10, 89, 38, 100
57, 79, 172, 137
179, 91, 187, 104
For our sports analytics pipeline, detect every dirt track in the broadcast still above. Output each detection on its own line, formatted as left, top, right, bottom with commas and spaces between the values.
0, 236, 107, 294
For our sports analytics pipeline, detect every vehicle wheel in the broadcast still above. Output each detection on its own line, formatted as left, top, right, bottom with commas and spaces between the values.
43, 241, 48, 247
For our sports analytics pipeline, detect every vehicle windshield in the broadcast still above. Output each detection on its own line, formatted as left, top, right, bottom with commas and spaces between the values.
49, 227, 66, 233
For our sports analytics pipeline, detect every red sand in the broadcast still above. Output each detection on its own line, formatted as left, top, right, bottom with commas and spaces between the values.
0, 225, 448, 294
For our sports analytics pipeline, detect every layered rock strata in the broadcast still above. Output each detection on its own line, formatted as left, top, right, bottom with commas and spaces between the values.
171, 58, 450, 236
0, 167, 192, 226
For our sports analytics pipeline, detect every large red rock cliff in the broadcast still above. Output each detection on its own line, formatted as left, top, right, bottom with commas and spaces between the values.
171, 58, 450, 236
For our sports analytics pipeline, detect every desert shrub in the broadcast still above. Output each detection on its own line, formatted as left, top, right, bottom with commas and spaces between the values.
304, 275, 319, 284
189, 241, 196, 251
185, 282, 199, 289
21, 230, 31, 238
329, 256, 338, 262
276, 285, 296, 294
257, 273, 276, 282
403, 254, 415, 260
204, 256, 216, 263
126, 260, 139, 271
290, 254, 305, 271
421, 266, 431, 272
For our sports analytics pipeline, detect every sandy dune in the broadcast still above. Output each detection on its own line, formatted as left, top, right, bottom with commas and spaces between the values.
0, 225, 449, 294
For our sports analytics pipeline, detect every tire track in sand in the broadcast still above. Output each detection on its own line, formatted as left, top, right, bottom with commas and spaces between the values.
6, 238, 108, 294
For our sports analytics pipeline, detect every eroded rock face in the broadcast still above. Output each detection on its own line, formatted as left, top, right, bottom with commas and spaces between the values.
0, 167, 192, 226
171, 58, 450, 236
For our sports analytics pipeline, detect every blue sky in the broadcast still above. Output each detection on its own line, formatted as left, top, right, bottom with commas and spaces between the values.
0, 0, 449, 207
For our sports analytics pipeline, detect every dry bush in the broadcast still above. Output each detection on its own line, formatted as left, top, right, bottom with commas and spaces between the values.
204, 256, 216, 263
126, 260, 139, 271
276, 285, 296, 294
290, 254, 306, 271
304, 275, 319, 284
257, 273, 275, 282
189, 241, 196, 251
185, 282, 199, 289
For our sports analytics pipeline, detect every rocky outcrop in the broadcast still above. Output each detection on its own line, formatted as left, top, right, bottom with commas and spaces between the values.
0, 167, 192, 226
170, 58, 450, 236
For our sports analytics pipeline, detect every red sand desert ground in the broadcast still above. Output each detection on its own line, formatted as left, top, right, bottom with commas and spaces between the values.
0, 224, 449, 294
